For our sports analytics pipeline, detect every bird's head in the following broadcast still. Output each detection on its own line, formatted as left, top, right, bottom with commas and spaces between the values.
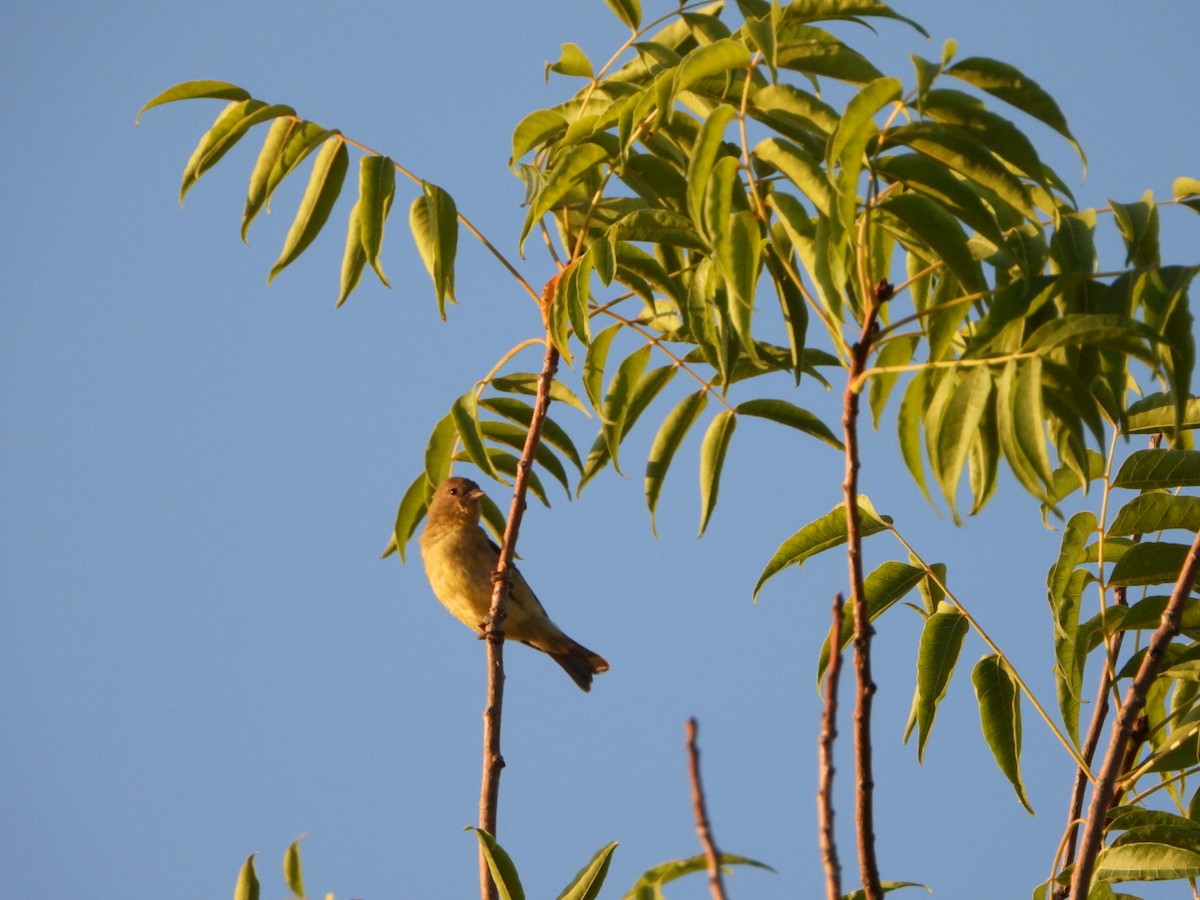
428, 476, 486, 526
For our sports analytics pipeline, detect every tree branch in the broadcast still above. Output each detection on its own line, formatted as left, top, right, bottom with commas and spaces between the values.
477, 275, 562, 900
1068, 527, 1200, 897
685, 717, 727, 900
819, 594, 845, 900
842, 279, 890, 900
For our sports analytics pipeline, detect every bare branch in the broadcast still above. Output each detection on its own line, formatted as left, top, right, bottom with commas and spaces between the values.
842, 279, 892, 900
477, 275, 562, 900
819, 594, 845, 900
685, 718, 727, 900
1068, 527, 1200, 897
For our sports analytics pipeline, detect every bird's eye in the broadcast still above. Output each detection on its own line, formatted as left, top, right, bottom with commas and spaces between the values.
448, 487, 459, 496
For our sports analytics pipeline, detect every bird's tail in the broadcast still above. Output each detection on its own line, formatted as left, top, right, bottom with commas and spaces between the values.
547, 641, 610, 692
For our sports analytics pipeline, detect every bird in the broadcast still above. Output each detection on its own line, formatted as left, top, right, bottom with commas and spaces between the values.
419, 476, 609, 691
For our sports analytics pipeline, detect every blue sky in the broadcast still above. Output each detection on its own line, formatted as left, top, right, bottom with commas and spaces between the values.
3, 2, 1198, 898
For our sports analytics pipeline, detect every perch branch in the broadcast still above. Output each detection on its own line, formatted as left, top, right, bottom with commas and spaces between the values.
686, 718, 727, 900
819, 594, 846, 900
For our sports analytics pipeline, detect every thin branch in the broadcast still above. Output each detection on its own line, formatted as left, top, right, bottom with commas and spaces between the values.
842, 279, 891, 900
819, 594, 846, 900
1068, 527, 1200, 898
685, 718, 727, 900
477, 275, 562, 900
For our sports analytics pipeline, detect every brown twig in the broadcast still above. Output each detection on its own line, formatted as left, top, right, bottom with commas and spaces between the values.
1054, 433, 1161, 898
819, 594, 846, 900
842, 279, 891, 900
1068, 527, 1200, 897
477, 276, 562, 900
685, 718, 727, 900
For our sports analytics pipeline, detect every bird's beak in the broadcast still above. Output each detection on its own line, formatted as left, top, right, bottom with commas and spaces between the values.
468, 488, 486, 501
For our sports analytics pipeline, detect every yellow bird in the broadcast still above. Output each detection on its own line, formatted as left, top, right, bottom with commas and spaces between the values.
419, 476, 609, 691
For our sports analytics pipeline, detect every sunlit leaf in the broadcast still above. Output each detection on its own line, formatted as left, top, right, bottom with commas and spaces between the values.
646, 391, 708, 536
480, 397, 584, 472
1109, 542, 1200, 589
283, 837, 305, 899
879, 192, 986, 294
180, 100, 295, 203
1094, 840, 1200, 883
686, 104, 738, 238
520, 142, 609, 253
755, 497, 892, 600
511, 108, 568, 163
698, 409, 737, 536
972, 654, 1033, 813
736, 398, 843, 449
336, 200, 367, 307
1110, 190, 1160, 268
559, 841, 619, 900
234, 853, 260, 900
481, 420, 571, 496
1125, 392, 1200, 435
599, 345, 651, 474
622, 853, 774, 898
385, 472, 433, 563
409, 181, 459, 318
946, 56, 1084, 167
469, 828, 526, 900
137, 79, 251, 121
358, 155, 396, 286
452, 391, 499, 480
548, 43, 595, 79
909, 605, 969, 762
818, 561, 924, 681
424, 413, 458, 488
243, 119, 333, 238
754, 137, 833, 215
1113, 449, 1200, 490
268, 137, 349, 283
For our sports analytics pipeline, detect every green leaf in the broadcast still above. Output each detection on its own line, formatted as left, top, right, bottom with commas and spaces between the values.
492, 373, 590, 417
686, 104, 737, 237
879, 122, 1034, 221
910, 606, 969, 762
336, 200, 367, 308
898, 371, 933, 504
1109, 542, 1200, 588
451, 391, 499, 480
559, 841, 619, 900
409, 182, 459, 318
481, 397, 584, 472
878, 192, 986, 294
674, 38, 752, 96
735, 398, 843, 449
283, 836, 305, 899
779, 0, 929, 37
548, 43, 595, 79
873, 152, 1006, 250
839, 882, 931, 900
698, 409, 737, 536
755, 137, 833, 216
137, 79, 251, 121
520, 142, 609, 253
242, 119, 333, 240
233, 853, 260, 900
358, 155, 396, 286
622, 853, 774, 898
972, 654, 1033, 814
583, 323, 621, 412
1113, 449, 1200, 490
267, 137, 349, 283
1109, 493, 1200, 538
384, 472, 433, 563
931, 365, 992, 519
599, 345, 651, 474
511, 108, 568, 163
1110, 190, 1160, 268
603, 0, 641, 29
469, 828, 526, 900
646, 391, 709, 536
424, 413, 458, 488
945, 56, 1084, 167
818, 561, 925, 681
481, 420, 571, 496
1048, 511, 1095, 745
755, 497, 892, 600
1174, 176, 1200, 214
774, 23, 884, 84
827, 77, 903, 268
717, 210, 764, 362
1094, 840, 1200, 883
1125, 392, 1200, 435
179, 100, 296, 203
